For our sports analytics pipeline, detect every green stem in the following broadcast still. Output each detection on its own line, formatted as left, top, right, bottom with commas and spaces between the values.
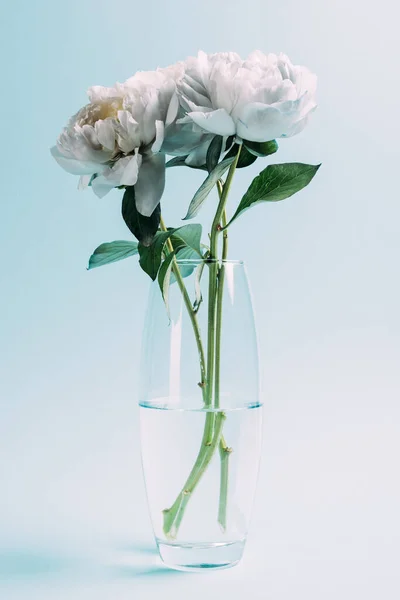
215, 206, 232, 530
209, 147, 242, 260
214, 193, 229, 410
206, 145, 242, 408
218, 440, 232, 531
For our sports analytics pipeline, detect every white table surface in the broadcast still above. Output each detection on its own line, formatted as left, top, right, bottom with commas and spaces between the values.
1, 385, 399, 600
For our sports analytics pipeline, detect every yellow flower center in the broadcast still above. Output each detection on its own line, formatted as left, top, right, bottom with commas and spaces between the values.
77, 98, 123, 126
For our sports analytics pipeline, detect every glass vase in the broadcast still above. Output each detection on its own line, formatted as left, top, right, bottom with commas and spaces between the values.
139, 259, 262, 571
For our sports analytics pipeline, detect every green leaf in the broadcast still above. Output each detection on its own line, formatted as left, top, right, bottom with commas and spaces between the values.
170, 224, 202, 257
206, 135, 223, 173
121, 186, 160, 246
169, 223, 203, 279
183, 157, 235, 220
229, 162, 321, 226
138, 224, 203, 281
225, 143, 257, 169
166, 156, 208, 171
158, 251, 176, 319
171, 246, 198, 280
138, 231, 171, 281
243, 139, 278, 157
88, 240, 138, 270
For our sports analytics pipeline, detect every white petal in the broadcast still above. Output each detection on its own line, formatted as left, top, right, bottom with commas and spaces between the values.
91, 175, 115, 198
118, 109, 136, 132
95, 119, 115, 151
134, 154, 165, 217
119, 154, 141, 186
87, 85, 118, 102
51, 146, 100, 175
237, 103, 290, 142
165, 92, 180, 126
78, 174, 92, 190
151, 120, 165, 153
81, 124, 101, 149
179, 80, 212, 109
179, 93, 213, 114
282, 104, 317, 138
161, 122, 210, 155
293, 68, 317, 97
188, 108, 236, 136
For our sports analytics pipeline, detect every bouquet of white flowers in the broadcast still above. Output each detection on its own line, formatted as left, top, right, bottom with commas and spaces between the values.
52, 49, 320, 569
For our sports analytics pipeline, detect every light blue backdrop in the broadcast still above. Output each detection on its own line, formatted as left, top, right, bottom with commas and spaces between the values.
0, 1, 399, 598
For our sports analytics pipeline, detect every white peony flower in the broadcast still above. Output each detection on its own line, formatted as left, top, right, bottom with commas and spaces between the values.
51, 65, 184, 216
176, 51, 317, 143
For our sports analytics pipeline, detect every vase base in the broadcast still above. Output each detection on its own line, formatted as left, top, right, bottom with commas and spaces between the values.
156, 539, 245, 572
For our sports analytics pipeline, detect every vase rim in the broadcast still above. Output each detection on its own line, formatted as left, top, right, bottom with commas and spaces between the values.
174, 258, 245, 266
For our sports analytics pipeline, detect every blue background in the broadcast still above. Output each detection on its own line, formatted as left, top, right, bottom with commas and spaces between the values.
1, 0, 399, 598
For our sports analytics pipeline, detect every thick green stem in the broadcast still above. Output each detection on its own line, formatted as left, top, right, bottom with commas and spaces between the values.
209, 147, 241, 260
218, 440, 232, 531
207, 146, 242, 406
215, 207, 232, 530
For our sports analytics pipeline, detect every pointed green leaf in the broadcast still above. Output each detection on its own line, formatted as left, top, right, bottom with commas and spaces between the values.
170, 224, 202, 257
228, 162, 321, 226
225, 143, 257, 169
138, 231, 171, 280
122, 186, 160, 246
138, 224, 203, 281
183, 157, 235, 220
170, 223, 203, 279
158, 251, 177, 319
206, 135, 223, 173
88, 240, 139, 270
166, 156, 208, 171
244, 139, 278, 157
170, 247, 197, 280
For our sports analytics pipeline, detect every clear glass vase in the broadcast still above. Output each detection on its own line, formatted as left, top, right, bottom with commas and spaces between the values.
139, 259, 262, 571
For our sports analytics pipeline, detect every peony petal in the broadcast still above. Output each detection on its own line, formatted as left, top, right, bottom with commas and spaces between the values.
78, 174, 92, 190
50, 146, 100, 175
151, 120, 165, 153
134, 154, 166, 217
179, 93, 213, 114
282, 104, 317, 137
293, 68, 317, 98
165, 92, 180, 126
179, 80, 212, 110
95, 119, 116, 151
81, 124, 101, 149
188, 108, 236, 136
91, 175, 116, 198
237, 102, 294, 142
90, 155, 140, 197
87, 85, 119, 102
119, 154, 141, 186
161, 120, 211, 156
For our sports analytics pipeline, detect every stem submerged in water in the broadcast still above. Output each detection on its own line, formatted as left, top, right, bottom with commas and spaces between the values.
163, 412, 226, 538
